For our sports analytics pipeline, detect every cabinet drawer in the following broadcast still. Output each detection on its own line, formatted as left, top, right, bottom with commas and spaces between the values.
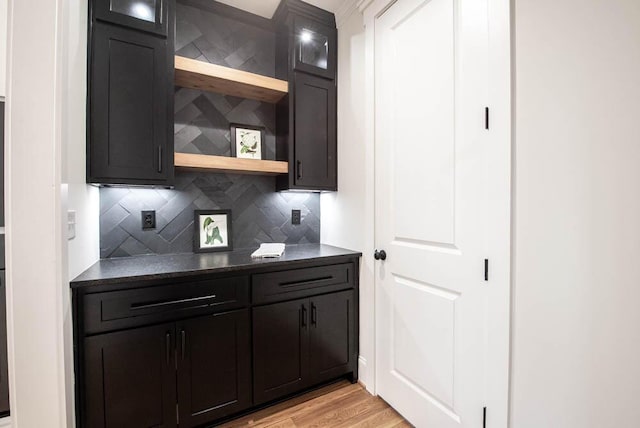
82, 276, 249, 334
252, 263, 353, 305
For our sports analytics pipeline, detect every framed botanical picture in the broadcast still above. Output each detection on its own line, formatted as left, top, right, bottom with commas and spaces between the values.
230, 124, 266, 160
194, 210, 233, 253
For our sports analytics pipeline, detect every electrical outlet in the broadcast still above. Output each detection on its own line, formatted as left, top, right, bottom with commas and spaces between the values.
292, 209, 301, 225
142, 210, 156, 230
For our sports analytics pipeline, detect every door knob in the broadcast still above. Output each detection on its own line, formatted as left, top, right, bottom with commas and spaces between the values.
374, 250, 387, 261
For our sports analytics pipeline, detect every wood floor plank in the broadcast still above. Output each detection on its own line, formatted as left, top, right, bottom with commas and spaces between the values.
254, 387, 366, 428
328, 398, 390, 428
218, 380, 411, 428
217, 381, 352, 428
344, 406, 412, 428
290, 389, 374, 426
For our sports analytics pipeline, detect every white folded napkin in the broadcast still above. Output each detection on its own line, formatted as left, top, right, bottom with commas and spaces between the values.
251, 243, 286, 258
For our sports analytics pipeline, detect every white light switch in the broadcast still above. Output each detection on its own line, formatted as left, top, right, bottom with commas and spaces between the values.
68, 210, 76, 240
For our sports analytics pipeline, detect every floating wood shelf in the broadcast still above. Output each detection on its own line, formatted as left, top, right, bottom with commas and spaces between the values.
174, 56, 288, 103
174, 153, 288, 175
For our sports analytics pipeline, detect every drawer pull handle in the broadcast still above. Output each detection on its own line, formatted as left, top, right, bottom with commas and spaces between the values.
301, 304, 308, 328
280, 276, 333, 288
181, 330, 186, 361
130, 294, 217, 311
165, 333, 171, 365
311, 303, 317, 326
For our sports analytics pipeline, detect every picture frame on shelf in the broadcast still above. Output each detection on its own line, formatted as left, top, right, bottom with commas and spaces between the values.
230, 124, 266, 160
194, 210, 233, 253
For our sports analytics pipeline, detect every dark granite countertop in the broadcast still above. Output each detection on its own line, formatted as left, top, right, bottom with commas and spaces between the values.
71, 244, 362, 288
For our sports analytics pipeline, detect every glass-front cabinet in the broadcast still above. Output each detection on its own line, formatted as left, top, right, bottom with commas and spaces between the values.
94, 0, 168, 35
293, 17, 337, 80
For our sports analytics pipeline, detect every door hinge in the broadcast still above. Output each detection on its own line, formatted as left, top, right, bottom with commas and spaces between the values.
483, 406, 487, 428
176, 403, 180, 425
485, 107, 490, 130
484, 259, 489, 281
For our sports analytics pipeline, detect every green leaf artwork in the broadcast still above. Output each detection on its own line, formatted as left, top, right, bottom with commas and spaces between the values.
202, 216, 223, 245
238, 130, 259, 157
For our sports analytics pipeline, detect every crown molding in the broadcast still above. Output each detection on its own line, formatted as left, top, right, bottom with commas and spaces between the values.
335, 0, 360, 28
357, 0, 375, 13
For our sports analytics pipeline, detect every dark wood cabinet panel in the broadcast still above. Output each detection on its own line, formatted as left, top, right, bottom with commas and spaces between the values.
83, 323, 177, 428
310, 290, 356, 385
275, 0, 338, 191
177, 309, 251, 427
253, 298, 309, 405
93, 0, 169, 36
89, 22, 173, 185
74, 256, 360, 427
292, 72, 337, 190
252, 263, 352, 305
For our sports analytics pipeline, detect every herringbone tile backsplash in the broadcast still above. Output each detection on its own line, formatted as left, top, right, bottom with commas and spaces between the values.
99, 2, 321, 259
100, 174, 320, 258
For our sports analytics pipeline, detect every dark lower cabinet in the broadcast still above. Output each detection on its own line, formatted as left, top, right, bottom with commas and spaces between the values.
253, 299, 309, 405
84, 323, 177, 428
177, 310, 251, 427
253, 291, 356, 405
309, 290, 355, 385
74, 257, 360, 427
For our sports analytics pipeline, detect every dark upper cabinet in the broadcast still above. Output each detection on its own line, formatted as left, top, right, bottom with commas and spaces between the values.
83, 323, 177, 428
88, 0, 174, 186
291, 72, 337, 190
309, 290, 355, 385
93, 0, 169, 36
177, 310, 252, 427
253, 298, 309, 405
275, 0, 338, 191
292, 16, 337, 80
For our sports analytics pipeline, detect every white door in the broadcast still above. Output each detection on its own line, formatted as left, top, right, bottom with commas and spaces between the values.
374, 0, 508, 426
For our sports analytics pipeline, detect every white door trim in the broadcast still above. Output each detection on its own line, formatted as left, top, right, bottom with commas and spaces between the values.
358, 0, 512, 425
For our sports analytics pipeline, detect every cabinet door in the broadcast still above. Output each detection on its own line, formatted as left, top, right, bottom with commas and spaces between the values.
253, 298, 309, 405
309, 290, 356, 384
89, 22, 173, 185
292, 16, 336, 80
177, 310, 251, 427
293, 72, 337, 190
93, 0, 169, 36
83, 324, 177, 428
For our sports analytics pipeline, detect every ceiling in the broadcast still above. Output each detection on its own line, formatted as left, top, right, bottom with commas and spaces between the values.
215, 0, 345, 19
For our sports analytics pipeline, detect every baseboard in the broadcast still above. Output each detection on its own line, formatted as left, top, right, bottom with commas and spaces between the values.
358, 356, 375, 394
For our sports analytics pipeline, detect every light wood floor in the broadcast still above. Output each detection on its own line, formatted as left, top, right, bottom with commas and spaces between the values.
218, 380, 411, 428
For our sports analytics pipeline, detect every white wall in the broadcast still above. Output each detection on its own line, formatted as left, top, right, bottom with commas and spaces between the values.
63, 0, 99, 281
320, 9, 374, 389
511, 0, 640, 426
5, 0, 97, 426
0, 0, 6, 98
5, 0, 69, 425
61, 0, 99, 426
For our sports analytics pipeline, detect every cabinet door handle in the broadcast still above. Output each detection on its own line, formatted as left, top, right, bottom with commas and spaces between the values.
165, 332, 171, 366
296, 160, 303, 180
181, 330, 186, 361
157, 146, 163, 173
301, 304, 307, 328
311, 303, 317, 326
